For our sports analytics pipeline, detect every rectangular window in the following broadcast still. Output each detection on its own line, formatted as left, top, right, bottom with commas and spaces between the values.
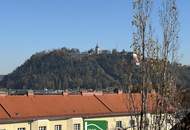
18, 128, 25, 130
73, 124, 80, 130
55, 125, 62, 130
116, 121, 122, 128
39, 126, 46, 130
130, 119, 135, 127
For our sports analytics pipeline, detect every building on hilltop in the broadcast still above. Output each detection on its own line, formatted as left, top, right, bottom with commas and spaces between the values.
0, 91, 175, 130
95, 44, 101, 54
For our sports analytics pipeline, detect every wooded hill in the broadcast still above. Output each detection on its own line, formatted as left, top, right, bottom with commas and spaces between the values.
0, 75, 4, 81
0, 47, 189, 91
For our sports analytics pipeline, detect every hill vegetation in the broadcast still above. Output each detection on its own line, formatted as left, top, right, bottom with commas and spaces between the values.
0, 47, 189, 91
0, 75, 4, 81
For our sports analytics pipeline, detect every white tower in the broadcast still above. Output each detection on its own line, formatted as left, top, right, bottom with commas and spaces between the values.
95, 44, 101, 54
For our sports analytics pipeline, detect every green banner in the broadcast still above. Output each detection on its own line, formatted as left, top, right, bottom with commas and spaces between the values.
84, 120, 108, 130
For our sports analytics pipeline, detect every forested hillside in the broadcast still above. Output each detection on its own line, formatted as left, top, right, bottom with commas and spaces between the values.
0, 47, 189, 91
0, 48, 138, 90
0, 75, 4, 81
177, 65, 190, 88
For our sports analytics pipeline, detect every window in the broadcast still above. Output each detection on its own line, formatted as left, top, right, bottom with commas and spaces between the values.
73, 124, 80, 130
55, 125, 62, 130
144, 118, 149, 127
116, 121, 122, 128
39, 126, 46, 130
18, 128, 25, 130
130, 119, 135, 127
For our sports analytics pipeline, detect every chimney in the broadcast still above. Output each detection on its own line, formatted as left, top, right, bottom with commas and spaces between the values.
151, 89, 156, 94
62, 90, 69, 96
0, 91, 8, 96
118, 90, 123, 94
113, 88, 123, 94
27, 90, 34, 96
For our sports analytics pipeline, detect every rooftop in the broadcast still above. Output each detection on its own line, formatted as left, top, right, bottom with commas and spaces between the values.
0, 91, 164, 123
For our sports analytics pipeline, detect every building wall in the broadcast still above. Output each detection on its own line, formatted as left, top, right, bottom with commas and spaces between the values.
66, 118, 83, 130
85, 115, 152, 130
0, 114, 173, 130
85, 114, 174, 130
85, 116, 132, 130
0, 122, 30, 130
0, 117, 83, 130
31, 119, 50, 130
49, 119, 67, 130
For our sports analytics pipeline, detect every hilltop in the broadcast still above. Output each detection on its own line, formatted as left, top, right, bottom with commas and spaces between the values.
0, 47, 139, 90
0, 47, 189, 91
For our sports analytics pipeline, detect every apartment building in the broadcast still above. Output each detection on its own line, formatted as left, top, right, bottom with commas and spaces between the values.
0, 91, 173, 130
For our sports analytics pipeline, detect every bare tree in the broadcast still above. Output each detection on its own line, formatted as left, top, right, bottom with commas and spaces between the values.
156, 0, 180, 129
131, 0, 153, 129
130, 0, 180, 129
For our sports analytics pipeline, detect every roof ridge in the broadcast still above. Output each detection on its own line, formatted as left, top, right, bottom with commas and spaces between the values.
93, 95, 113, 112
0, 103, 11, 118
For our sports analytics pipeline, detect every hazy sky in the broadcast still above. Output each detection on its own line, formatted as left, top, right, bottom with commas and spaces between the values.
0, 0, 189, 75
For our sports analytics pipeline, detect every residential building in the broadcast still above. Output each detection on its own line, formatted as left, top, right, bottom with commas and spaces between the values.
0, 91, 173, 130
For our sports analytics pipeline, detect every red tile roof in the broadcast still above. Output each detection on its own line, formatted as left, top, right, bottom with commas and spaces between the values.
0, 104, 10, 119
0, 93, 159, 122
95, 93, 157, 113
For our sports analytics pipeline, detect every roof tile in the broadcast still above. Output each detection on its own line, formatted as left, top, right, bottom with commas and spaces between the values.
0, 93, 158, 121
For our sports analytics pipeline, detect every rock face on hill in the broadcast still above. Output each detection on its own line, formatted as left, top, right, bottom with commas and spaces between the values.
0, 47, 189, 91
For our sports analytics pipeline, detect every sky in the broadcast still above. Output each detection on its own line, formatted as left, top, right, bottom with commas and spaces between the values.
0, 0, 189, 75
